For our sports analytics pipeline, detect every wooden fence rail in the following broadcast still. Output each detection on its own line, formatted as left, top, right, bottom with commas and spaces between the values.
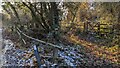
62, 21, 120, 36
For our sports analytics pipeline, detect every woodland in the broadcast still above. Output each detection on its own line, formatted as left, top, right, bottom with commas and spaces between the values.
1, 2, 120, 68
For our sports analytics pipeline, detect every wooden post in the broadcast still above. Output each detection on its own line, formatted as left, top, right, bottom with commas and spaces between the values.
97, 22, 100, 35
84, 21, 88, 33
112, 25, 114, 34
33, 45, 41, 68
84, 22, 86, 33
53, 48, 58, 63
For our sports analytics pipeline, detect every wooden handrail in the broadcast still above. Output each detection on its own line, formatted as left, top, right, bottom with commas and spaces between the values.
16, 27, 64, 50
